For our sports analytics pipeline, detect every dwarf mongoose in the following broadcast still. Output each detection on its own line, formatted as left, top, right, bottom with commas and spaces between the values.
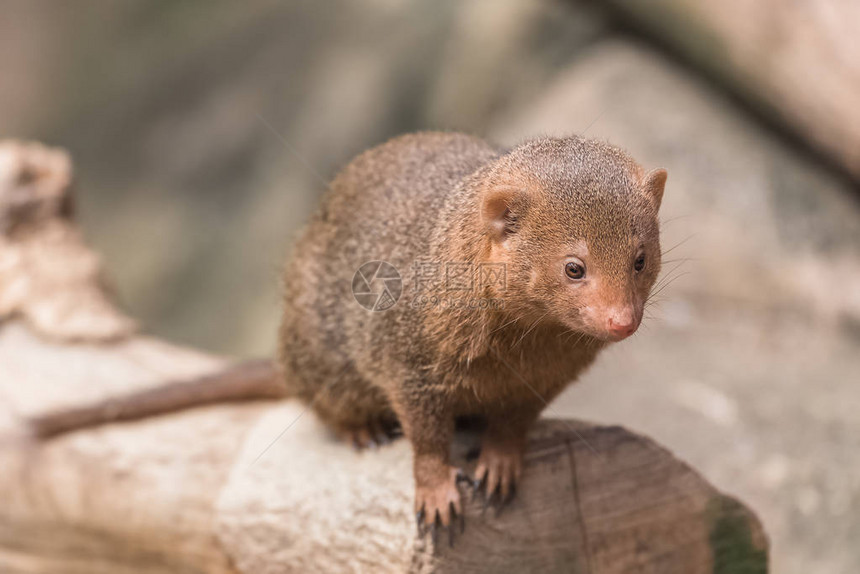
32, 132, 667, 540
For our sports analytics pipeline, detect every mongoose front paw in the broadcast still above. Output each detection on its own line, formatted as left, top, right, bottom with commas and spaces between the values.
473, 439, 524, 507
415, 467, 470, 546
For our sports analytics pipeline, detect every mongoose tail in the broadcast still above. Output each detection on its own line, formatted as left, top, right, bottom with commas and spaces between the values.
29, 359, 283, 438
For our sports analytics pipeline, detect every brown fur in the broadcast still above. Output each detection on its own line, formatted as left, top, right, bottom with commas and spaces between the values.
277, 132, 667, 527
31, 132, 666, 532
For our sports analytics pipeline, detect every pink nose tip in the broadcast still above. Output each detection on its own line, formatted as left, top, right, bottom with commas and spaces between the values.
607, 316, 637, 339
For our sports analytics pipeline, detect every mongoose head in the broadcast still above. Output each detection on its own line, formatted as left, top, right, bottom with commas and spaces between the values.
480, 137, 666, 342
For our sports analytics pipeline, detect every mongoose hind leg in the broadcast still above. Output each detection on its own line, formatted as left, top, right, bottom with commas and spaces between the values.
335, 412, 402, 450
304, 377, 401, 450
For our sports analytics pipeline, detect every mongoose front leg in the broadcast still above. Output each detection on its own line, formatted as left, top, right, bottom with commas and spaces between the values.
394, 390, 466, 535
475, 405, 542, 505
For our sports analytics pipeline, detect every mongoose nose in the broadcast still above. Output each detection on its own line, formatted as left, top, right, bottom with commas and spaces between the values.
606, 312, 637, 340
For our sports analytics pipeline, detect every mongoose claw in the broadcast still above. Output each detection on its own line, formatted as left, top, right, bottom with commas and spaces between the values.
423, 505, 462, 548
415, 466, 467, 547
481, 486, 498, 515
458, 504, 466, 534
471, 476, 484, 501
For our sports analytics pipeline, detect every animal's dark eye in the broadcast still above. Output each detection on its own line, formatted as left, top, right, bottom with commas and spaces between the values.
634, 254, 646, 272
565, 261, 585, 280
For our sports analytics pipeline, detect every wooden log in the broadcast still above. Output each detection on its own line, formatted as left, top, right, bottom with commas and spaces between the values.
0, 140, 768, 573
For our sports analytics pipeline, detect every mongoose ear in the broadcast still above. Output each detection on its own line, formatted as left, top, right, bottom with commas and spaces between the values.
641, 168, 668, 210
481, 186, 526, 243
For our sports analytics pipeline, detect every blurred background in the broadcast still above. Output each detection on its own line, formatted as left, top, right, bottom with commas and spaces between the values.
2, 1, 858, 572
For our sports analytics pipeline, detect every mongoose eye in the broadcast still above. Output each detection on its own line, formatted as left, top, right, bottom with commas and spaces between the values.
634, 253, 646, 273
565, 261, 586, 280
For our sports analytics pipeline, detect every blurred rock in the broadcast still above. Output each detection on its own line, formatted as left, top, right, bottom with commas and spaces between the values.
0, 0, 608, 355
492, 40, 860, 574
602, 0, 860, 180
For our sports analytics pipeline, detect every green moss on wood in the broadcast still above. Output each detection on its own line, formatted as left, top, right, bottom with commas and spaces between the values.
708, 496, 768, 574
